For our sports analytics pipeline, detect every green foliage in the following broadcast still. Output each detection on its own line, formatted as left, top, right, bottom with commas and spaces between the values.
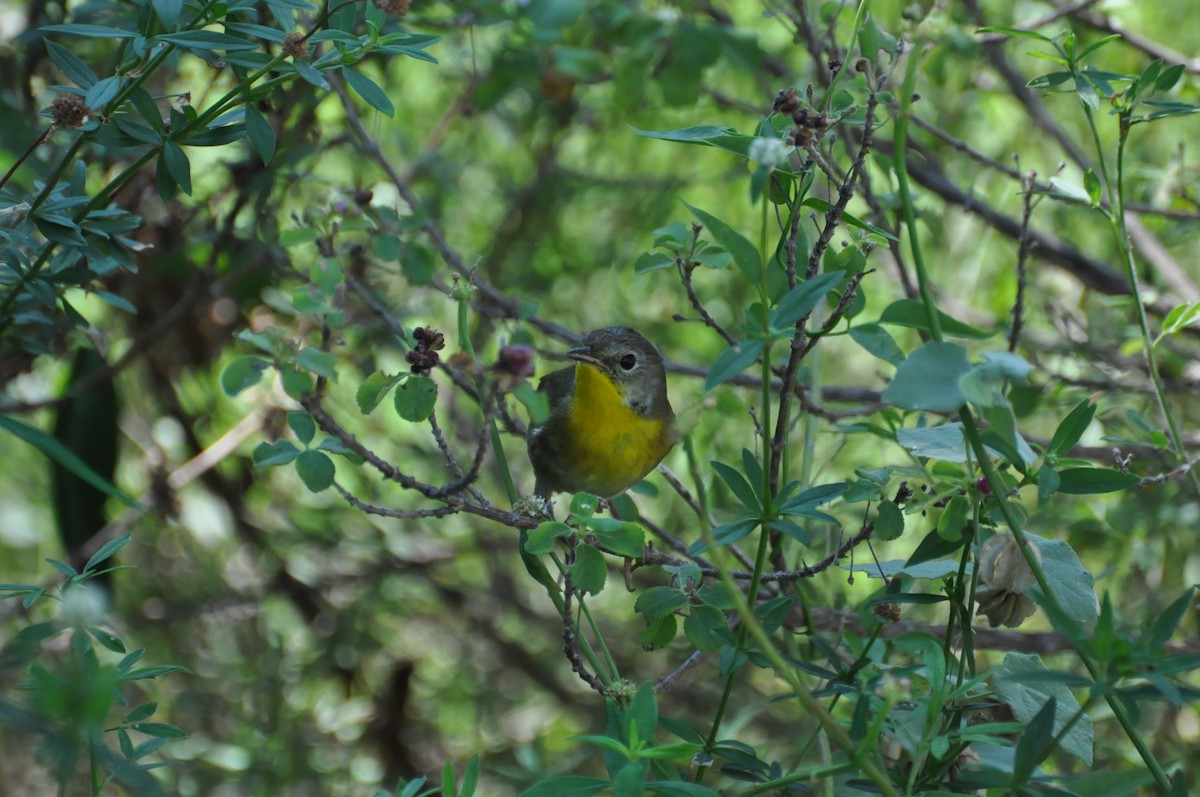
0, 537, 187, 793
3, 0, 1200, 795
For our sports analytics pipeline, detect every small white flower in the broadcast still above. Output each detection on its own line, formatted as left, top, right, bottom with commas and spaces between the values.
61, 582, 110, 627
748, 136, 791, 169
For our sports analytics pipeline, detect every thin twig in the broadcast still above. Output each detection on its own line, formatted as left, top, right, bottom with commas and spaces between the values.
1009, 169, 1038, 352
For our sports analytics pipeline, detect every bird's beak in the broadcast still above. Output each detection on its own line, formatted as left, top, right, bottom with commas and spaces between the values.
566, 345, 604, 370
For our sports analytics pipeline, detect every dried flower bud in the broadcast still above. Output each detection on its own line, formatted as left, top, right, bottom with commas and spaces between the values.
354, 188, 374, 207
282, 32, 309, 59
374, 0, 411, 15
855, 58, 869, 73
49, 94, 89, 128
974, 533, 1040, 628
494, 345, 535, 378
772, 87, 802, 116
407, 325, 445, 375
490, 344, 536, 392
873, 602, 901, 623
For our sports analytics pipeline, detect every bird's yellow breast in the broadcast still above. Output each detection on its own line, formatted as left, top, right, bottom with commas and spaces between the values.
562, 363, 673, 497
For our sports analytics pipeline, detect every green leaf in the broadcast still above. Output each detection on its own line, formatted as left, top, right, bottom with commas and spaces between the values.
394, 376, 437, 422
1013, 695, 1059, 779
1036, 464, 1060, 506
906, 524, 969, 567
158, 30, 259, 51
1048, 396, 1097, 456
1077, 33, 1122, 61
712, 460, 760, 511
459, 755, 480, 797
0, 414, 142, 510
858, 14, 898, 58
653, 222, 692, 246
1075, 75, 1100, 109
631, 125, 737, 143
279, 227, 318, 247
45, 41, 98, 88
848, 323, 904, 366
525, 521, 573, 555
1083, 168, 1102, 206
681, 201, 761, 285
1054, 467, 1139, 494
706, 518, 757, 548
161, 140, 192, 196
613, 760, 649, 797
635, 586, 688, 622
94, 291, 137, 313
883, 341, 971, 412
295, 450, 335, 492
873, 500, 904, 541
640, 614, 677, 650
293, 59, 331, 89
85, 533, 132, 572
287, 412, 316, 446
132, 722, 188, 739
770, 270, 845, 330
570, 543, 606, 596
124, 702, 158, 723
152, 0, 183, 25
221, 356, 270, 396
1028, 534, 1098, 627
996, 653, 1092, 766
684, 605, 728, 652
936, 495, 969, 542
878, 299, 993, 338
626, 681, 658, 745
1148, 588, 1196, 651
516, 777, 608, 797
342, 66, 395, 117
704, 339, 765, 391
295, 348, 337, 380
634, 251, 675, 273
570, 493, 599, 517
975, 26, 1053, 42
754, 595, 794, 635
253, 440, 301, 467
1155, 63, 1186, 93
121, 664, 191, 681
85, 75, 122, 111
801, 198, 897, 241
400, 242, 435, 285
1155, 302, 1200, 345
591, 522, 645, 558
41, 24, 139, 38
244, 104, 276, 164
356, 372, 401, 415
638, 742, 704, 761
1028, 70, 1074, 89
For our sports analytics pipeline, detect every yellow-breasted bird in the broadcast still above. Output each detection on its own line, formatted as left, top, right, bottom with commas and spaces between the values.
526, 327, 677, 500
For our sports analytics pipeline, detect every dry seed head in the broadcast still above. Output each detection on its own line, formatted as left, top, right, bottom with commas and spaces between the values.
283, 32, 309, 59
375, 0, 411, 15
49, 94, 89, 128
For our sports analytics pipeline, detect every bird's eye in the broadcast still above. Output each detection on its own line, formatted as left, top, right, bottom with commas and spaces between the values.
619, 353, 637, 371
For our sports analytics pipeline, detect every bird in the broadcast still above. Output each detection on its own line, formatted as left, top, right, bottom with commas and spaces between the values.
526, 327, 678, 500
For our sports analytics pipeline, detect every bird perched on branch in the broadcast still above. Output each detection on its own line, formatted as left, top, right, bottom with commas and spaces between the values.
527, 327, 677, 500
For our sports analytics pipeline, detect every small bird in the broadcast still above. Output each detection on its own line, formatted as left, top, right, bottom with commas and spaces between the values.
527, 327, 678, 500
